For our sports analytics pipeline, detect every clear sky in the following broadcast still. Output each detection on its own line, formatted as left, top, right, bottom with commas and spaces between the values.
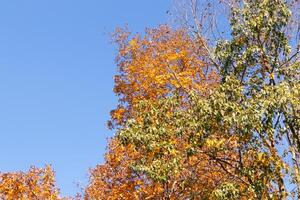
0, 0, 171, 196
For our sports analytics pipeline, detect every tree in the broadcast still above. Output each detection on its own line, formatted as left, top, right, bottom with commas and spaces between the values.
0, 165, 61, 200
91, 0, 300, 199
1, 0, 299, 199
214, 0, 300, 198
85, 26, 233, 199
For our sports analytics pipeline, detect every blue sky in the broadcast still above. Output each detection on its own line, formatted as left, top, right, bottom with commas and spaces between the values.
0, 0, 171, 196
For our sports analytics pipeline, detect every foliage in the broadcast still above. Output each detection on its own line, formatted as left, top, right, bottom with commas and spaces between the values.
99, 0, 300, 199
214, 0, 300, 198
117, 75, 300, 198
1, 0, 299, 199
109, 25, 219, 128
215, 0, 292, 86
86, 26, 226, 199
0, 165, 61, 200
209, 183, 240, 200
84, 139, 165, 199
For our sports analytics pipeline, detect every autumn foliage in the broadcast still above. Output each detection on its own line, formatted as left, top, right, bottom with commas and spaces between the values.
86, 0, 300, 198
109, 25, 219, 127
84, 139, 164, 199
0, 165, 60, 200
1, 0, 300, 199
85, 26, 228, 199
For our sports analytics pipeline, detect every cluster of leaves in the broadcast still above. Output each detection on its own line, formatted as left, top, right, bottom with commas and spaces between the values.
215, 0, 292, 84
84, 139, 167, 199
0, 165, 61, 200
116, 75, 299, 198
109, 25, 219, 128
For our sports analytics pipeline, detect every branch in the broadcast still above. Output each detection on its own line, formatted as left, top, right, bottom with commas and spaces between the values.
279, 50, 300, 69
189, 0, 220, 71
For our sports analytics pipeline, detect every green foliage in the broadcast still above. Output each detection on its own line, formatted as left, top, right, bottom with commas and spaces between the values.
117, 74, 299, 196
209, 183, 240, 200
215, 0, 292, 86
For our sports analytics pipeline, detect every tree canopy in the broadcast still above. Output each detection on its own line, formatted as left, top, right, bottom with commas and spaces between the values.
1, 0, 299, 199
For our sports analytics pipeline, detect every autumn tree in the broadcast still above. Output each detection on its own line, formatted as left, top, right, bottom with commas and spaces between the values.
85, 26, 235, 199
0, 165, 61, 200
88, 0, 299, 199
1, 0, 299, 199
